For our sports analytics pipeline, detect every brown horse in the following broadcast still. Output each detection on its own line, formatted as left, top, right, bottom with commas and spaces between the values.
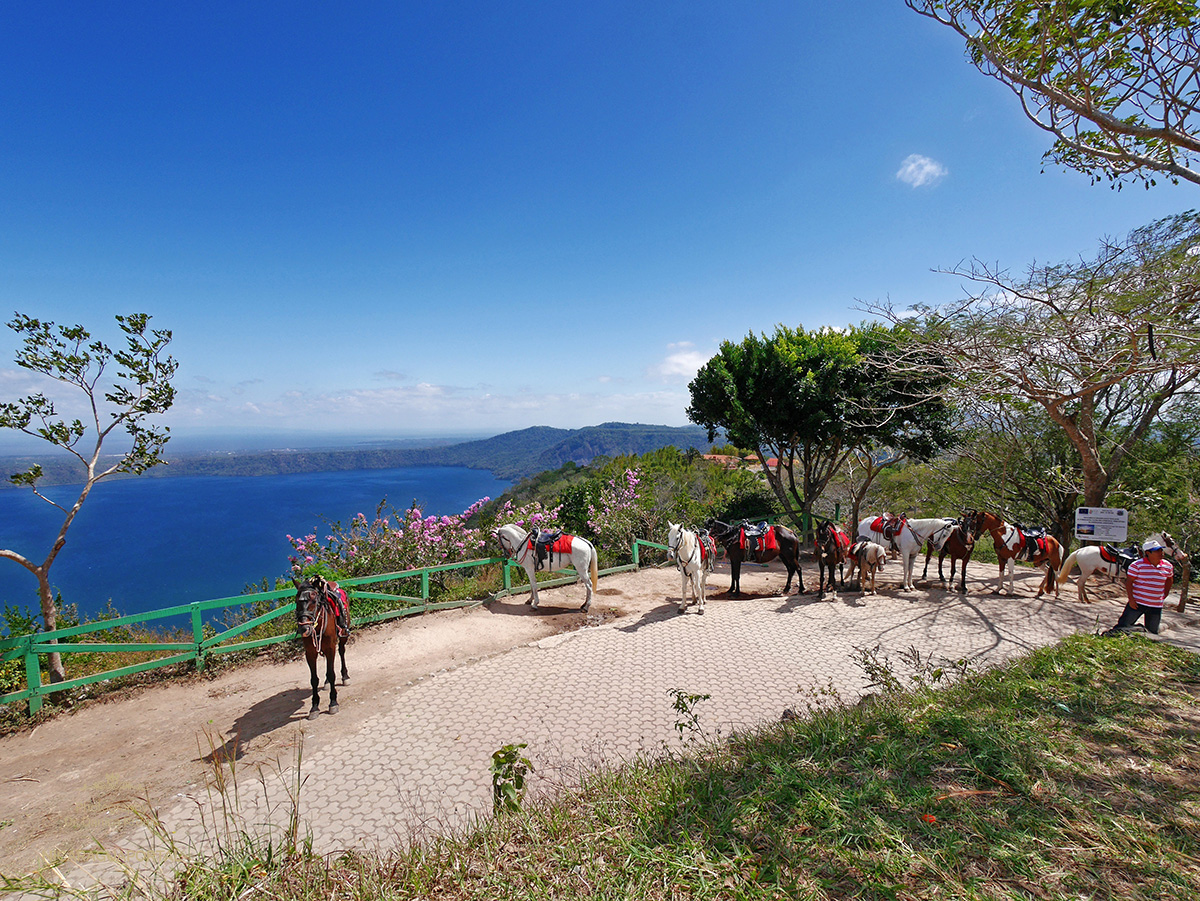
814, 519, 850, 598
706, 519, 804, 596
919, 513, 977, 593
971, 510, 1062, 597
294, 577, 350, 719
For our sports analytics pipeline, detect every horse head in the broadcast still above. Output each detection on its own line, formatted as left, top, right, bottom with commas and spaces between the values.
294, 579, 322, 638
493, 523, 529, 561
666, 522, 682, 560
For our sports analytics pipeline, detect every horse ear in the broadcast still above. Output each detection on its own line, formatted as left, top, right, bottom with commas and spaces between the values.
291, 578, 300, 589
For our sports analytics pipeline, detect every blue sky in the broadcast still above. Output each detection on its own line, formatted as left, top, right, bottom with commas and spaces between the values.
1, 1, 1195, 452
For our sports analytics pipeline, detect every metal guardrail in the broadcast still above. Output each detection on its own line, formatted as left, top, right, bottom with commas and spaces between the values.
1, 540, 678, 715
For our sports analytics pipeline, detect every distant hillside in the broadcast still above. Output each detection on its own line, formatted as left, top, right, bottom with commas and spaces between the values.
0, 422, 718, 486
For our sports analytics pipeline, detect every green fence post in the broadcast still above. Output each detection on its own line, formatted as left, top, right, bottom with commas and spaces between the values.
503, 562, 512, 593
191, 602, 205, 672
421, 570, 430, 605
24, 636, 42, 715
632, 540, 640, 569
835, 503, 841, 523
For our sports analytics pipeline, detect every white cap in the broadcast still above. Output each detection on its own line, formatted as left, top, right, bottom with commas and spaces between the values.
1142, 538, 1165, 553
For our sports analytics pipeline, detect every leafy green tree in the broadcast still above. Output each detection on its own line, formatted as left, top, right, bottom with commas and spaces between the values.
870, 211, 1200, 510
686, 324, 956, 531
907, 0, 1200, 188
0, 313, 176, 683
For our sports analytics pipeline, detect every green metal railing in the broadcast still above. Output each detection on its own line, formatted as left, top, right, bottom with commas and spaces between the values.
1, 541, 677, 716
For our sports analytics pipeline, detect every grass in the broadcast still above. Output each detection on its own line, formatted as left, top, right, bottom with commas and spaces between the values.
9, 632, 1199, 900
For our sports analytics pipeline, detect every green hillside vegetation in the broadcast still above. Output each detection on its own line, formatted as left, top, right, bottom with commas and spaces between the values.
0, 422, 717, 487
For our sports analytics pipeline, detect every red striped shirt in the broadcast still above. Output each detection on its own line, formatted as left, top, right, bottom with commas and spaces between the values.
1126, 558, 1173, 608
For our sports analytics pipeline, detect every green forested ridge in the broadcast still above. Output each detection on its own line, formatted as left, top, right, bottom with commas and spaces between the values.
0, 422, 716, 487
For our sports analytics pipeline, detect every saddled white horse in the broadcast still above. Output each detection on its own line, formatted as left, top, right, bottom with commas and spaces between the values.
667, 523, 716, 615
494, 523, 598, 611
1057, 531, 1187, 603
857, 516, 956, 591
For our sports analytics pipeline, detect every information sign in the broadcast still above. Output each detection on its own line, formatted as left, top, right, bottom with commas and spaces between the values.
1074, 507, 1128, 543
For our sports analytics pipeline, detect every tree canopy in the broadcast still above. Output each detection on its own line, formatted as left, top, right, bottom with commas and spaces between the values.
907, 0, 1200, 188
1, 313, 176, 682
686, 324, 956, 529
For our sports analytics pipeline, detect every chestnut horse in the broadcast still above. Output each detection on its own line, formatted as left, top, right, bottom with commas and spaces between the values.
918, 513, 977, 594
293, 577, 350, 719
705, 519, 804, 596
971, 510, 1062, 597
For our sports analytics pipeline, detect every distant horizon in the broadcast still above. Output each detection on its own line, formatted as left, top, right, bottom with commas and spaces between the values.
0, 419, 707, 458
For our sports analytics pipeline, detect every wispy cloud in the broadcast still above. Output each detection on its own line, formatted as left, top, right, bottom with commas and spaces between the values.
647, 342, 708, 383
896, 153, 948, 188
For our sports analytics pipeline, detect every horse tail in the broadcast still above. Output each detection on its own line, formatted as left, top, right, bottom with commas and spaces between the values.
1057, 550, 1078, 584
590, 542, 599, 592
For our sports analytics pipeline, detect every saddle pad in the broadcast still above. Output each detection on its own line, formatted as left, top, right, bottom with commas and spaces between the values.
835, 528, 851, 549
762, 526, 779, 551
551, 534, 575, 554
870, 516, 884, 533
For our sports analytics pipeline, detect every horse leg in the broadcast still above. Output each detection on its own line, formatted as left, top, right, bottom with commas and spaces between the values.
920, 543, 933, 582
307, 652, 321, 720
730, 557, 741, 596
578, 560, 592, 612
326, 648, 339, 713
698, 571, 706, 615
338, 635, 349, 683
679, 567, 689, 613
526, 562, 540, 609
937, 549, 948, 586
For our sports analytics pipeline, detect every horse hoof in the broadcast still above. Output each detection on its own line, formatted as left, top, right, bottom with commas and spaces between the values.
580, 603, 590, 612
329, 704, 339, 715
308, 710, 319, 721
698, 607, 705, 615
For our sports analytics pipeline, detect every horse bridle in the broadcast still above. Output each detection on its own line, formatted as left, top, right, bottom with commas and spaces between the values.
496, 529, 530, 566
669, 528, 702, 573
295, 583, 327, 639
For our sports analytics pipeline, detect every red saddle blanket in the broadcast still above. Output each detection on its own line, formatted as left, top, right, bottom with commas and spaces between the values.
835, 528, 851, 549
739, 526, 778, 552
869, 516, 905, 539
552, 534, 575, 554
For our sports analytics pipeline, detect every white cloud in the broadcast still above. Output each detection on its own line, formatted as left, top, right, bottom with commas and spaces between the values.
896, 154, 948, 188
647, 342, 708, 383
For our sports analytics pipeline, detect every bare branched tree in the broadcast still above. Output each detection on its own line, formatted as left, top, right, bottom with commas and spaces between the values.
907, 0, 1200, 188
865, 211, 1200, 514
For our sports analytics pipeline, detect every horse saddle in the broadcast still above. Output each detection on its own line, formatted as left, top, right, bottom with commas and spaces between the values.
1100, 544, 1139, 570
1014, 524, 1047, 560
740, 522, 775, 560
530, 529, 571, 570
870, 514, 906, 542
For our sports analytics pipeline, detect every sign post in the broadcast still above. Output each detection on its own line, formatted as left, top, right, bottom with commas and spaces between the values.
1073, 507, 1128, 544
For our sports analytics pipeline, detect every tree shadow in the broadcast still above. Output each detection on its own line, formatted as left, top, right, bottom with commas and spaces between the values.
200, 686, 311, 765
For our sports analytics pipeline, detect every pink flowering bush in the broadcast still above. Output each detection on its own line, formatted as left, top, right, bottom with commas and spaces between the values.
586, 467, 664, 561
287, 497, 492, 582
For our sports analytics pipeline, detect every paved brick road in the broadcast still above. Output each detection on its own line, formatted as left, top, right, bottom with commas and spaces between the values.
140, 561, 1196, 862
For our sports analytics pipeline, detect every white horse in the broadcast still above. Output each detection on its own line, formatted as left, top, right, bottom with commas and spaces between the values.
845, 539, 887, 595
667, 523, 716, 615
1057, 531, 1187, 603
493, 523, 598, 611
856, 516, 956, 591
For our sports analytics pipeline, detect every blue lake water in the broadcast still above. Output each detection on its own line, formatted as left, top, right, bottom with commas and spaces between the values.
0, 467, 510, 622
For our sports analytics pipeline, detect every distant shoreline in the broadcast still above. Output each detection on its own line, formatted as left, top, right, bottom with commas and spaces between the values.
0, 421, 716, 488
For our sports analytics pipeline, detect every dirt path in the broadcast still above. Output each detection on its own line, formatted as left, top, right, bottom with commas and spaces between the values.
0, 557, 1176, 876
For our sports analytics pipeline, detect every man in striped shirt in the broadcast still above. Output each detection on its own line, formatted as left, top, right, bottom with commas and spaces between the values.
1105, 538, 1175, 635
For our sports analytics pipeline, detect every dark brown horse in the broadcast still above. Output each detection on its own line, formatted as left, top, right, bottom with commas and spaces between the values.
706, 519, 804, 596
294, 577, 349, 719
919, 513, 977, 593
971, 510, 1062, 597
814, 519, 850, 598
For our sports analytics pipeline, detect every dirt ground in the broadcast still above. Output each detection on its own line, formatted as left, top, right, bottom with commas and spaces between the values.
0, 556, 1156, 876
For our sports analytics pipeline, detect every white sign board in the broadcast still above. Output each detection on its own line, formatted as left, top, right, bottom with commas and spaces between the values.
1074, 507, 1128, 543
